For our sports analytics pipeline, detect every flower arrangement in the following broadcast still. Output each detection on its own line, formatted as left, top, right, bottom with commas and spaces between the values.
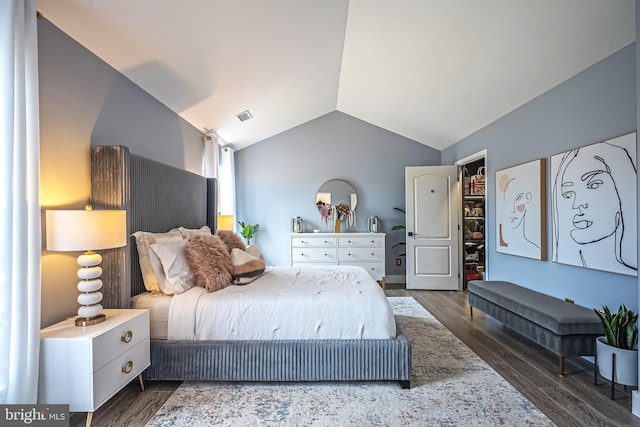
319, 202, 355, 228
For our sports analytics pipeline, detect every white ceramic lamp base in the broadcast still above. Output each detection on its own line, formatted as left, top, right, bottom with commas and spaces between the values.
76, 251, 106, 326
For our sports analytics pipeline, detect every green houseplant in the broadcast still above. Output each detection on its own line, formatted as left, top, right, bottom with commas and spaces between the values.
594, 304, 638, 351
593, 304, 638, 387
237, 221, 259, 245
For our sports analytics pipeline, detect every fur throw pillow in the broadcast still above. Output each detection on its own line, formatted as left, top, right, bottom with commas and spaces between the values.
184, 234, 233, 292
216, 230, 246, 253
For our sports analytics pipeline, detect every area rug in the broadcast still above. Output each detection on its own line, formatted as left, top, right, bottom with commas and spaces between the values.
146, 297, 553, 426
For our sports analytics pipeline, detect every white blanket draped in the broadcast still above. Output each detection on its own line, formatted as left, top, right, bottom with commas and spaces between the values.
168, 265, 396, 340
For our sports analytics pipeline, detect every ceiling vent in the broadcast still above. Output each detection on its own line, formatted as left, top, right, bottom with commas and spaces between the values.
236, 110, 253, 122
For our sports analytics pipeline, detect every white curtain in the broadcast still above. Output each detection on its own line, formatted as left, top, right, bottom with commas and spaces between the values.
203, 135, 236, 228
218, 146, 236, 220
0, 0, 42, 404
202, 134, 220, 179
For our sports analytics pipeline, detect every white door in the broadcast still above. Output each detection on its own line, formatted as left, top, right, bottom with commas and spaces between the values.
406, 166, 460, 290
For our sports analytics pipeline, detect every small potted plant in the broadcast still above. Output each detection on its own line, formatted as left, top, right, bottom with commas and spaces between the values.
237, 221, 259, 245
593, 304, 638, 387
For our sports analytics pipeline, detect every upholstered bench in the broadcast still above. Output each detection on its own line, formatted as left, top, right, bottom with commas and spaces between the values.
468, 280, 604, 376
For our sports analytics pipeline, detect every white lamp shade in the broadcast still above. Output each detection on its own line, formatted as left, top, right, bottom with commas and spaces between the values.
46, 210, 127, 251
217, 214, 235, 231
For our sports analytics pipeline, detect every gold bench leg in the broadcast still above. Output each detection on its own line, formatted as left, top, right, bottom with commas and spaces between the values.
138, 373, 145, 392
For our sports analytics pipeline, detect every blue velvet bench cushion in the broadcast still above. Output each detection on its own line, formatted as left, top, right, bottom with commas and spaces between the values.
467, 280, 604, 375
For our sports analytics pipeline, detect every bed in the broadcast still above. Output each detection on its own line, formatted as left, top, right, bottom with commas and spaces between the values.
90, 145, 411, 387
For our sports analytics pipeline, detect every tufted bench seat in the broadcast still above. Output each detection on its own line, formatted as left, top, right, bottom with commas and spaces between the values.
468, 280, 604, 376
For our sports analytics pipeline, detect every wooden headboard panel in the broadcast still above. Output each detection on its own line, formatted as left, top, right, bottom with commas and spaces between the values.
90, 145, 216, 308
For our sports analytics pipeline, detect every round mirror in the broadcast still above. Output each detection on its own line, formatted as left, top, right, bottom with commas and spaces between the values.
316, 179, 357, 212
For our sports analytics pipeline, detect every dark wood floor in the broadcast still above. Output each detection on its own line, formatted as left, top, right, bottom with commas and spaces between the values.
72, 288, 640, 426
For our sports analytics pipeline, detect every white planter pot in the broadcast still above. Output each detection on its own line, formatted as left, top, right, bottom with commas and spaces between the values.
596, 336, 638, 386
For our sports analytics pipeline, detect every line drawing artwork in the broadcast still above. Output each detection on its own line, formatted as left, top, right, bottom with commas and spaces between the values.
551, 133, 637, 276
495, 159, 545, 260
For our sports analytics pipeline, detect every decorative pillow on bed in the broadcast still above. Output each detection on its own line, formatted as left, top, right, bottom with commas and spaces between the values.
215, 230, 246, 253
132, 230, 184, 293
184, 234, 233, 292
230, 245, 266, 285
171, 225, 212, 239
150, 240, 195, 295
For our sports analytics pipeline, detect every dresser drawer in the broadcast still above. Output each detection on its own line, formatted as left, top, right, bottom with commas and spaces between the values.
92, 311, 149, 371
339, 247, 385, 262
291, 236, 337, 247
344, 262, 385, 280
292, 247, 338, 262
338, 236, 384, 247
92, 338, 150, 410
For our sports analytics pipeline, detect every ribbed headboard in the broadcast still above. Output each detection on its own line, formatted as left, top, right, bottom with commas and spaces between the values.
90, 145, 217, 308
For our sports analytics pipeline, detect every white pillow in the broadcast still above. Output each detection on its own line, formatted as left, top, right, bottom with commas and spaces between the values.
132, 230, 183, 292
150, 240, 195, 294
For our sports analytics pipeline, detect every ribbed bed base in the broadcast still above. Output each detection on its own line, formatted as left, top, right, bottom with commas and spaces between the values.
144, 334, 412, 388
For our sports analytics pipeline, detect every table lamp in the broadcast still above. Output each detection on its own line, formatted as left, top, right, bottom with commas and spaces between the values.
46, 207, 127, 326
217, 214, 235, 231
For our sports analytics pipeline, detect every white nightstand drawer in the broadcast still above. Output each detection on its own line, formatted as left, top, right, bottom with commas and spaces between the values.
292, 247, 338, 262
93, 310, 149, 370
291, 236, 337, 247
92, 338, 150, 410
338, 236, 384, 247
39, 309, 151, 416
339, 247, 384, 261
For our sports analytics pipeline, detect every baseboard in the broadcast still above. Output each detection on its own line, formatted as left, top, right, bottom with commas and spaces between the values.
633, 391, 640, 418
385, 275, 406, 284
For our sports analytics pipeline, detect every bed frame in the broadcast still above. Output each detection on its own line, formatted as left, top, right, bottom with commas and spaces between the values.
90, 145, 412, 388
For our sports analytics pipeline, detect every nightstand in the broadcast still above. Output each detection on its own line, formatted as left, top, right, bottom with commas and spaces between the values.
38, 309, 150, 427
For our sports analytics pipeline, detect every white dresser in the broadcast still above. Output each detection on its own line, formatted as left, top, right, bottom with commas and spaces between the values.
290, 233, 386, 283
38, 309, 150, 426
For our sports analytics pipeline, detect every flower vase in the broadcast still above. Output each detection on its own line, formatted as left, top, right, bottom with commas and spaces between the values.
334, 219, 341, 233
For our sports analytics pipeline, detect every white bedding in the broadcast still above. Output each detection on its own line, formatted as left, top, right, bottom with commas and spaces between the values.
130, 291, 172, 339
168, 265, 396, 340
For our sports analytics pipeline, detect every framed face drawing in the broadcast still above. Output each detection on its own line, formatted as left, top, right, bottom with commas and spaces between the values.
495, 159, 546, 260
551, 132, 637, 276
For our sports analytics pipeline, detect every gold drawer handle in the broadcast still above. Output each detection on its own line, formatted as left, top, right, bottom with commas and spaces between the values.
121, 330, 133, 343
122, 360, 133, 374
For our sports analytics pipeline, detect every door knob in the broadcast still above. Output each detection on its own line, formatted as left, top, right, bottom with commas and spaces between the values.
408, 232, 414, 237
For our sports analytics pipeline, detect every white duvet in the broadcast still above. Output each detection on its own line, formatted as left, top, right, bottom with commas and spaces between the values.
168, 265, 396, 340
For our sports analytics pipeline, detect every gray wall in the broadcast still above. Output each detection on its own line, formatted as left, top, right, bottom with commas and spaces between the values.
38, 18, 204, 327
235, 111, 441, 273
443, 43, 637, 311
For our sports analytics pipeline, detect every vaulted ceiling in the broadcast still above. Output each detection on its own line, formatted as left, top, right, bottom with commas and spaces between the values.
37, 0, 635, 151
